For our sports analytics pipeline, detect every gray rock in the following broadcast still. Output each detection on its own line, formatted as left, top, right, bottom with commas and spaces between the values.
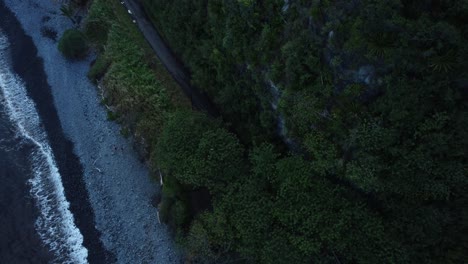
356, 65, 375, 85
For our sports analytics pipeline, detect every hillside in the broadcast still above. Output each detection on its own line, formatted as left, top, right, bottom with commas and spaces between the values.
85, 0, 468, 263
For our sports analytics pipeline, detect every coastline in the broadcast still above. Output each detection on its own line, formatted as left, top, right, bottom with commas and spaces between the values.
0, 2, 110, 263
0, 88, 53, 262
2, 0, 180, 263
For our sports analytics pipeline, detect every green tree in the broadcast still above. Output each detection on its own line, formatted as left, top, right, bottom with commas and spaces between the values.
131, 0, 468, 262
273, 156, 405, 263
156, 110, 247, 193
58, 29, 88, 59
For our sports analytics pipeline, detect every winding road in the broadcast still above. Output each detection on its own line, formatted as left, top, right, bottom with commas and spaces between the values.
121, 0, 219, 117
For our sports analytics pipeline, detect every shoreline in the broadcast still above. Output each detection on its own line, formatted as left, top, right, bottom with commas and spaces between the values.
2, 0, 180, 263
0, 1, 111, 263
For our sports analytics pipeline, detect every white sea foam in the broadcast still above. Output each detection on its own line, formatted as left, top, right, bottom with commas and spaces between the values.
0, 32, 88, 264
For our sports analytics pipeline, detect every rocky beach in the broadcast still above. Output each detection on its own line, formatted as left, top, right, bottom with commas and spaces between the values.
0, 0, 180, 263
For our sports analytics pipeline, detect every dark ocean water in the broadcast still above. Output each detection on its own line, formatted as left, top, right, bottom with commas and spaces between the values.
0, 96, 52, 263
0, 30, 86, 263
0, 1, 111, 263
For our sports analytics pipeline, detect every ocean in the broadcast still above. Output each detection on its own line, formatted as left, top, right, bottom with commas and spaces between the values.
0, 29, 88, 263
0, 80, 52, 263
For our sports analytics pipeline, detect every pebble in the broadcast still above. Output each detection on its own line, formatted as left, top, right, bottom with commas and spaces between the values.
3, 0, 182, 262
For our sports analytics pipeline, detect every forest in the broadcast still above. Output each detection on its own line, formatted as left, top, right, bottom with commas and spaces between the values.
82, 0, 467, 263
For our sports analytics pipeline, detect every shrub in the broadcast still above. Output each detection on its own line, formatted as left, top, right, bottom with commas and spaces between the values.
83, 0, 114, 50
106, 110, 119, 121
171, 199, 189, 227
184, 219, 216, 262
88, 54, 110, 82
58, 29, 88, 59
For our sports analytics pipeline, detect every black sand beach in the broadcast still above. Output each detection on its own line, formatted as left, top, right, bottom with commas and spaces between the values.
0, 1, 112, 263
2, 0, 180, 262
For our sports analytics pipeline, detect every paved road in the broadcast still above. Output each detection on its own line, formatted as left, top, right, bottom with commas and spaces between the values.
122, 0, 219, 117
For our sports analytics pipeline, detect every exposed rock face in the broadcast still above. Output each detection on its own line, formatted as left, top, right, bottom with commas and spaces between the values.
356, 65, 375, 85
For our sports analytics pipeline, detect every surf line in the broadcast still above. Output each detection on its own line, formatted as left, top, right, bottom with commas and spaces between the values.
0, 32, 88, 264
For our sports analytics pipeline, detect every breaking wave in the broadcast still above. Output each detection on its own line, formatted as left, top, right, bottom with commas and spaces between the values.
0, 31, 88, 264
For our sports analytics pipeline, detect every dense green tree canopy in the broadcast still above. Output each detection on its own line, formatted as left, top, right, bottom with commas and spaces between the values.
89, 0, 468, 262
156, 111, 247, 193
